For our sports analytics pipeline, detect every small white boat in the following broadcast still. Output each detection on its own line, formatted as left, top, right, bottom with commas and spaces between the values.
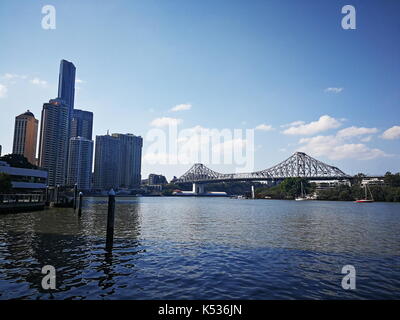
295, 182, 310, 201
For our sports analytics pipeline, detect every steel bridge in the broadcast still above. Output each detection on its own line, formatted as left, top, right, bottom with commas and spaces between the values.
175, 152, 349, 188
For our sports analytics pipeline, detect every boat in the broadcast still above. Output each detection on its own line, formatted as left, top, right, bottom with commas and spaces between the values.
355, 184, 374, 203
295, 182, 309, 201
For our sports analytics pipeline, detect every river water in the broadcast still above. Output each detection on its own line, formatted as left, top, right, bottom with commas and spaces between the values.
0, 197, 399, 299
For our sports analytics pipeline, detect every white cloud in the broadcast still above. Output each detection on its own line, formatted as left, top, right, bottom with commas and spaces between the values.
324, 87, 344, 93
0, 84, 8, 98
144, 152, 180, 164
30, 77, 48, 87
150, 117, 182, 127
337, 126, 378, 138
75, 78, 84, 84
170, 103, 192, 112
281, 120, 305, 128
381, 126, 400, 140
283, 115, 342, 135
298, 135, 388, 160
212, 138, 247, 155
2, 73, 27, 80
255, 124, 274, 131
361, 136, 373, 142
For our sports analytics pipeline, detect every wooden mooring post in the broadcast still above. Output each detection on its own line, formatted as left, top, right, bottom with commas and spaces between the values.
78, 192, 83, 216
73, 184, 78, 210
105, 189, 116, 251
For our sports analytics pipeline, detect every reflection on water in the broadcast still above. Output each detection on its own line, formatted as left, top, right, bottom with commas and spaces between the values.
0, 197, 399, 299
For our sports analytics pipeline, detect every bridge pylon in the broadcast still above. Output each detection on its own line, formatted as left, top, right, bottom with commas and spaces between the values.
192, 183, 205, 194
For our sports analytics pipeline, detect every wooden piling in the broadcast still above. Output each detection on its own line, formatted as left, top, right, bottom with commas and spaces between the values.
78, 192, 83, 216
73, 184, 78, 210
106, 189, 116, 251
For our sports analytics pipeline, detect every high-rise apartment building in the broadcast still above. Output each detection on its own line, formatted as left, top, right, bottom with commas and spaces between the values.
93, 133, 143, 190
93, 134, 121, 190
112, 133, 143, 188
12, 110, 38, 165
67, 137, 93, 190
71, 109, 93, 140
148, 174, 168, 185
38, 99, 70, 187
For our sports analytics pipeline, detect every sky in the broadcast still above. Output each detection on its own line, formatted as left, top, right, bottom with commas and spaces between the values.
0, 0, 399, 180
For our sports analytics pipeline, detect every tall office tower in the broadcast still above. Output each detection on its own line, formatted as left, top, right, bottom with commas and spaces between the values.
58, 59, 76, 113
93, 133, 143, 190
93, 134, 121, 190
112, 133, 143, 188
38, 99, 70, 187
71, 109, 93, 140
67, 137, 93, 190
12, 110, 39, 165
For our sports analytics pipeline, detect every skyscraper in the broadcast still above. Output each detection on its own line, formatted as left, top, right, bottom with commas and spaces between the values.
71, 109, 93, 140
38, 99, 70, 187
93, 134, 121, 190
67, 137, 93, 190
12, 110, 38, 165
112, 133, 143, 188
58, 59, 76, 114
93, 133, 143, 190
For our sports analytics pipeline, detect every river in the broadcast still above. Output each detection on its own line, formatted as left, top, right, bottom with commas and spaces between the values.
0, 197, 399, 299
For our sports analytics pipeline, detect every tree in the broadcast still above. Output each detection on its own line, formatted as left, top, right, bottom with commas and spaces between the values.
0, 173, 12, 194
279, 178, 311, 198
0, 154, 37, 169
384, 172, 400, 187
353, 173, 366, 185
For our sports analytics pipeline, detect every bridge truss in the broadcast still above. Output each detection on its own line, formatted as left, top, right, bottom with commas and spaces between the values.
175, 152, 349, 183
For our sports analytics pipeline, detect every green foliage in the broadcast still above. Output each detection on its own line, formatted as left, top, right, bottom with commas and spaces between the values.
161, 183, 182, 196
0, 173, 13, 193
255, 178, 315, 200
255, 176, 400, 202
317, 185, 358, 201
0, 154, 37, 169
384, 172, 400, 187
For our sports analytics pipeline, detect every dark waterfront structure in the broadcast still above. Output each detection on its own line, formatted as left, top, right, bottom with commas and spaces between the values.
38, 99, 70, 187
148, 174, 168, 185
12, 110, 38, 165
0, 160, 47, 190
71, 109, 93, 140
93, 133, 143, 190
58, 59, 76, 113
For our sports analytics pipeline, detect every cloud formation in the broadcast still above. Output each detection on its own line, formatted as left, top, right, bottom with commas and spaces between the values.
2, 73, 27, 80
337, 126, 378, 138
170, 103, 192, 112
324, 87, 344, 93
298, 125, 387, 160
0, 84, 8, 98
381, 126, 400, 140
255, 124, 274, 131
283, 115, 342, 135
30, 77, 48, 87
150, 117, 182, 127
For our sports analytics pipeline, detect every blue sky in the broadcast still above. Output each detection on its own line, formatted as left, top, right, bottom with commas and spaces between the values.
0, 0, 399, 179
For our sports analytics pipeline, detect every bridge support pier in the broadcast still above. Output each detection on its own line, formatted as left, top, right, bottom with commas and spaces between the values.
192, 183, 205, 194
